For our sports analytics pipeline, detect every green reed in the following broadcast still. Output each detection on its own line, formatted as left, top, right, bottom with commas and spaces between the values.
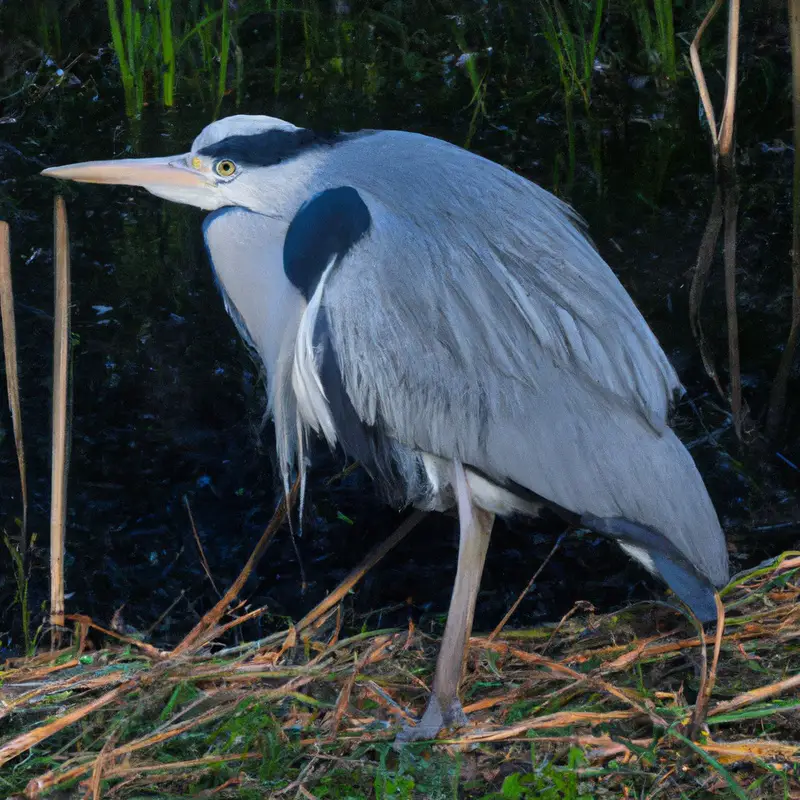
214, 0, 231, 117
158, 0, 176, 106
36, 0, 61, 59
629, 0, 677, 81
106, 0, 138, 116
541, 0, 604, 194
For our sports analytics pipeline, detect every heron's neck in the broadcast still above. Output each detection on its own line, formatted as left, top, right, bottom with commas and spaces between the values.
202, 207, 304, 389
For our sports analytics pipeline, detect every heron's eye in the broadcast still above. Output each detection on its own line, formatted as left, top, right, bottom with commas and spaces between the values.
215, 159, 237, 178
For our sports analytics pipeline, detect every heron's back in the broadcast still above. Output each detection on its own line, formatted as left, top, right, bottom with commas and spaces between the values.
312, 128, 728, 594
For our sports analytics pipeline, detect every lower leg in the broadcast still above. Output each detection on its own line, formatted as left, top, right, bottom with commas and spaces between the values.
395, 463, 494, 744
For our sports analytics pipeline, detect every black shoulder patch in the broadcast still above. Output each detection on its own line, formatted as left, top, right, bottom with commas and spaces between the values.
313, 309, 409, 506
284, 186, 371, 299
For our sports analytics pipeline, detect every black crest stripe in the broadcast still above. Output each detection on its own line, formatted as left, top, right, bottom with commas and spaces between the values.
197, 127, 374, 168
283, 186, 371, 300
198, 128, 323, 167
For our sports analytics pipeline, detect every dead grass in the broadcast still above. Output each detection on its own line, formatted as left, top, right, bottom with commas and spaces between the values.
1, 497, 799, 799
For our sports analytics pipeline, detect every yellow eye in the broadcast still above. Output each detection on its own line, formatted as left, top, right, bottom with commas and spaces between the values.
215, 159, 237, 177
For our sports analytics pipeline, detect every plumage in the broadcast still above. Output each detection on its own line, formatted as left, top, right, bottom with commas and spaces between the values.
42, 113, 730, 743
195, 118, 729, 606
284, 186, 372, 299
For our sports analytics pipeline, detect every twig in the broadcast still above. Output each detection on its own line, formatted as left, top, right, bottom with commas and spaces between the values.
50, 196, 72, 633
489, 531, 564, 641
171, 479, 299, 657
295, 510, 426, 634
0, 220, 28, 551
722, 159, 742, 438
326, 637, 387, 737
184, 495, 221, 598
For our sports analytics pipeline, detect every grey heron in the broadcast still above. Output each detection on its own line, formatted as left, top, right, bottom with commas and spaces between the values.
43, 114, 729, 743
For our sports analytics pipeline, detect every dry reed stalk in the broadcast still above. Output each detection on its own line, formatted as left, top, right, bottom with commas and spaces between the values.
0, 670, 125, 722
171, 478, 299, 657
702, 739, 800, 763
97, 752, 262, 778
88, 734, 117, 800
689, 593, 725, 738
688, 0, 743, 437
23, 703, 238, 797
50, 196, 71, 631
689, 0, 724, 150
688, 187, 725, 399
327, 637, 387, 737
64, 613, 165, 659
188, 604, 269, 650
294, 509, 426, 634
448, 709, 640, 743
0, 220, 28, 549
474, 637, 667, 726
0, 679, 137, 768
709, 671, 800, 716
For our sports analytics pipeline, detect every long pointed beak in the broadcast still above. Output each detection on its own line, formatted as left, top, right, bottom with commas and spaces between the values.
41, 155, 209, 188
41, 154, 223, 209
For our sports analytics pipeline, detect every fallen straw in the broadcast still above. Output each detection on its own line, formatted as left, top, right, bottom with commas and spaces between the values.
50, 196, 72, 633
0, 220, 28, 551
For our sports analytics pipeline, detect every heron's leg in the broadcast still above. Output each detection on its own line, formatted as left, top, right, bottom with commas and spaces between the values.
395, 464, 495, 746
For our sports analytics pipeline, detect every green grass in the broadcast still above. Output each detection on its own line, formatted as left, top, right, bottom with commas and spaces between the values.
628, 0, 677, 81
105, 0, 236, 117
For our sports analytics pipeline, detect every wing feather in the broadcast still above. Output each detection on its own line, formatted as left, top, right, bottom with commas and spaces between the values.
316, 132, 727, 585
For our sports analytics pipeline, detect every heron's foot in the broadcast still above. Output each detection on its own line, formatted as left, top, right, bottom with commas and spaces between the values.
393, 693, 468, 749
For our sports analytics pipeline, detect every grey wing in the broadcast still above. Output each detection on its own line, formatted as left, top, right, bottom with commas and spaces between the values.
318, 178, 728, 593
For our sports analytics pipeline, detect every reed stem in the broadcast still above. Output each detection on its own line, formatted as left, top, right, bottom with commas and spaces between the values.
0, 221, 28, 553
50, 197, 72, 634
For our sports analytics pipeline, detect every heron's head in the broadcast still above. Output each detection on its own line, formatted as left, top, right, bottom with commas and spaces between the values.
42, 115, 326, 216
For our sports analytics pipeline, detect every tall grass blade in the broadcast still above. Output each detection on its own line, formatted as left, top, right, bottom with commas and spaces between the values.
107, 0, 137, 116
0, 221, 28, 552
50, 197, 72, 634
654, 0, 676, 80
158, 0, 176, 107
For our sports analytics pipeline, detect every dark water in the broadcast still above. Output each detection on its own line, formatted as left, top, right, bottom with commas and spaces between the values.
0, 2, 798, 652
